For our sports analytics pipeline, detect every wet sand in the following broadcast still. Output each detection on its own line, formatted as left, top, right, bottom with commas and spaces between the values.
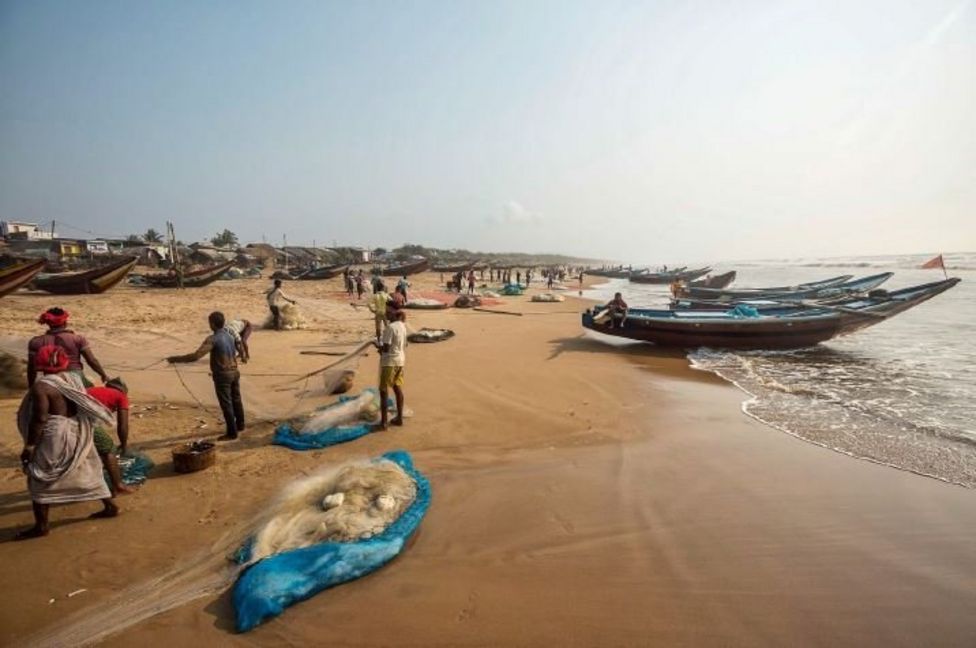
0, 273, 974, 646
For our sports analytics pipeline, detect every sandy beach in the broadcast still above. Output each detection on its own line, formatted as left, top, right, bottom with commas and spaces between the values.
1, 272, 974, 646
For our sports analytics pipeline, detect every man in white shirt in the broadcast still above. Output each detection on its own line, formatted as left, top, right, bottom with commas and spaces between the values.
224, 319, 252, 362
266, 279, 296, 331
376, 309, 407, 429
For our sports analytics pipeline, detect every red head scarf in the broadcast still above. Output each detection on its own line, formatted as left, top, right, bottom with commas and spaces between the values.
35, 344, 70, 374
38, 308, 70, 328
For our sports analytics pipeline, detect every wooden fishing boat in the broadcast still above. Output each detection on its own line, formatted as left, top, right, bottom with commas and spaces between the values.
295, 264, 349, 280
32, 256, 137, 295
682, 274, 853, 300
688, 270, 736, 289
431, 260, 477, 273
681, 272, 891, 304
379, 258, 429, 277
143, 260, 235, 288
0, 258, 47, 298
583, 278, 960, 350
585, 267, 633, 278
629, 266, 712, 284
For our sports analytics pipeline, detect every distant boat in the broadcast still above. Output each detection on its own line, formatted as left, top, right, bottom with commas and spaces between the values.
379, 258, 430, 277
629, 266, 712, 284
295, 264, 349, 280
585, 267, 633, 278
681, 273, 891, 304
143, 260, 235, 288
0, 258, 46, 298
688, 270, 736, 289
431, 260, 477, 273
31, 256, 137, 295
583, 278, 960, 350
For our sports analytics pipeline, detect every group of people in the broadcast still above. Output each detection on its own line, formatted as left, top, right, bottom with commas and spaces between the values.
16, 308, 135, 539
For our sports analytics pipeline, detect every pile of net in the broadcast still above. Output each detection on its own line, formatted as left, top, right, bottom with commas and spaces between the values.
404, 297, 448, 310
407, 328, 455, 344
480, 290, 501, 298
232, 450, 431, 632
221, 267, 244, 280
500, 284, 524, 296
264, 302, 307, 330
726, 304, 761, 318
531, 293, 565, 302
453, 294, 481, 308
118, 451, 154, 486
273, 389, 383, 451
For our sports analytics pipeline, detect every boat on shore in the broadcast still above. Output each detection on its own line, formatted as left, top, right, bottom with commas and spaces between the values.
688, 270, 737, 289
630, 266, 712, 284
583, 278, 960, 349
31, 256, 137, 295
431, 260, 477, 273
295, 264, 349, 280
142, 260, 235, 288
0, 258, 47, 298
378, 258, 430, 277
681, 272, 892, 304
586, 267, 633, 278
681, 274, 853, 300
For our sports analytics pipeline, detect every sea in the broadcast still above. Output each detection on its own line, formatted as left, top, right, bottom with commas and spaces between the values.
584, 252, 976, 488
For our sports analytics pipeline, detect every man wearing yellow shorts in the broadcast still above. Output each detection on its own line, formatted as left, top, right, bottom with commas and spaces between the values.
377, 309, 407, 429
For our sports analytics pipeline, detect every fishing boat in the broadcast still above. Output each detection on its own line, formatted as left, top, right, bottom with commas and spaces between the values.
0, 258, 47, 298
379, 258, 429, 277
431, 260, 477, 273
142, 260, 235, 288
295, 264, 349, 280
629, 266, 712, 284
681, 273, 853, 300
688, 270, 736, 289
586, 267, 633, 278
681, 272, 892, 304
583, 278, 959, 350
31, 256, 137, 295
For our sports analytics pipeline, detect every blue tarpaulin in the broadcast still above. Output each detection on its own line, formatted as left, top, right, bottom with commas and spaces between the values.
272, 390, 388, 451
232, 450, 431, 632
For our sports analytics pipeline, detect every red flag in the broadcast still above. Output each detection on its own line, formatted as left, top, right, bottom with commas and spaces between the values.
920, 254, 944, 270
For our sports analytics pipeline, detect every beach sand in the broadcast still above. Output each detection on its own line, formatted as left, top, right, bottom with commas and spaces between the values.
0, 272, 974, 646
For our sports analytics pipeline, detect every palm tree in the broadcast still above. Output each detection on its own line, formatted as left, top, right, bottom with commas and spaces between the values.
144, 228, 163, 243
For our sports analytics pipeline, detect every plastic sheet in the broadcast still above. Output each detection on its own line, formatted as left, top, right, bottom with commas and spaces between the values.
232, 450, 431, 632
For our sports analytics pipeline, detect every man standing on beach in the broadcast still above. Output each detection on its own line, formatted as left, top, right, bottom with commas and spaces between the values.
87, 377, 137, 495
376, 309, 407, 429
369, 281, 390, 340
16, 344, 118, 540
166, 311, 247, 441
28, 307, 110, 387
266, 279, 296, 331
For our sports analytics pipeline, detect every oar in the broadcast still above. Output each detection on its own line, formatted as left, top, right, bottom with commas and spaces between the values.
472, 307, 523, 317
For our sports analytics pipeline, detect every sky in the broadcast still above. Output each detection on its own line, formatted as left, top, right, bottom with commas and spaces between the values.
1, 0, 973, 263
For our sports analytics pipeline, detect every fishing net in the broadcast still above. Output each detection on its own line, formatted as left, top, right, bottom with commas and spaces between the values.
500, 284, 524, 296
273, 389, 385, 451
531, 293, 565, 302
264, 302, 307, 330
407, 328, 455, 344
118, 451, 155, 485
233, 450, 431, 632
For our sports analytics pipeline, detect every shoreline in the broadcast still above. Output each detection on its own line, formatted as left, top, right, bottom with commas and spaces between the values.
1, 273, 974, 645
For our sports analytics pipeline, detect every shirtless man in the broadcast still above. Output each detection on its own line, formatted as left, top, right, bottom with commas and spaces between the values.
18, 345, 117, 539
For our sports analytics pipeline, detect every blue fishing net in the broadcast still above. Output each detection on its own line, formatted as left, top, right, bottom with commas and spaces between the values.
272, 390, 393, 451
232, 450, 431, 632
501, 283, 524, 295
727, 304, 761, 318
103, 451, 155, 487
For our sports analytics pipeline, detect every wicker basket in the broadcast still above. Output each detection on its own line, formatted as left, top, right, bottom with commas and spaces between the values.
172, 441, 217, 474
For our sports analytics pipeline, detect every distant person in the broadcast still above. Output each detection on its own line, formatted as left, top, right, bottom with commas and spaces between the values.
578, 270, 585, 295
670, 279, 686, 298
369, 281, 390, 339
388, 285, 406, 321
606, 292, 629, 329
28, 307, 109, 387
397, 276, 410, 302
516, 271, 522, 286
266, 279, 296, 331
16, 344, 118, 540
87, 377, 137, 496
468, 270, 476, 294
376, 309, 407, 429
167, 311, 246, 441
547, 273, 555, 290
355, 271, 366, 299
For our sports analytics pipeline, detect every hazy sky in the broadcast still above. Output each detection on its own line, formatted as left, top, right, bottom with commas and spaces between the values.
1, 0, 973, 262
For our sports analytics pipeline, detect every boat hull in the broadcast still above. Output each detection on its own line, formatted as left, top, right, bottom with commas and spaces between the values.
143, 261, 235, 288
688, 270, 736, 289
380, 259, 430, 277
296, 264, 348, 280
32, 257, 137, 295
0, 259, 47, 298
630, 267, 712, 284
